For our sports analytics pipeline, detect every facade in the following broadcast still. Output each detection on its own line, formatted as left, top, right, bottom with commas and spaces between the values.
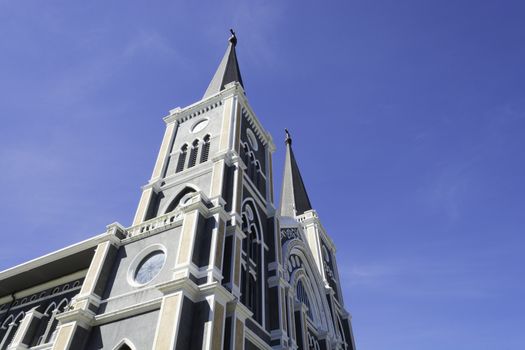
0, 32, 357, 350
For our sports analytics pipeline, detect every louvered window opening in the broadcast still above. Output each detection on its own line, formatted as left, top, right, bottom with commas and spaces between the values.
188, 141, 199, 168
176, 146, 187, 173
200, 135, 210, 163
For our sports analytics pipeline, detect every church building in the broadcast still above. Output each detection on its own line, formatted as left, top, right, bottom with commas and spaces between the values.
0, 31, 357, 350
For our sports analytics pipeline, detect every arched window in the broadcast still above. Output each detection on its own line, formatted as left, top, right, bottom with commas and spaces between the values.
188, 139, 199, 168
337, 316, 347, 349
0, 315, 14, 349
242, 143, 250, 167
176, 144, 188, 173
34, 299, 69, 346
254, 161, 261, 188
247, 153, 255, 179
165, 187, 197, 213
0, 312, 24, 350
240, 201, 264, 324
307, 331, 321, 350
112, 338, 136, 350
200, 134, 211, 163
296, 279, 313, 320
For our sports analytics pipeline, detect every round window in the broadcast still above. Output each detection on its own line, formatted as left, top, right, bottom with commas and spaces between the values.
322, 246, 331, 263
134, 251, 166, 285
246, 128, 258, 151
191, 118, 209, 133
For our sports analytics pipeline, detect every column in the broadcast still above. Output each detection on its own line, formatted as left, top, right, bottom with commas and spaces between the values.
152, 291, 184, 350
203, 296, 226, 350
293, 301, 308, 350
174, 209, 200, 281
223, 301, 250, 350
207, 216, 227, 284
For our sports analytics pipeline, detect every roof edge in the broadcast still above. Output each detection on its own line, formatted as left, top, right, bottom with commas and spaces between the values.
0, 230, 116, 282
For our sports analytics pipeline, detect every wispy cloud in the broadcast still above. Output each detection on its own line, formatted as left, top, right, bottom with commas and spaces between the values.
339, 256, 497, 300
421, 154, 481, 221
123, 30, 182, 61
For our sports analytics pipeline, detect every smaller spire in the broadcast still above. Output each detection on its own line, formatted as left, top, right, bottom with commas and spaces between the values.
279, 129, 313, 218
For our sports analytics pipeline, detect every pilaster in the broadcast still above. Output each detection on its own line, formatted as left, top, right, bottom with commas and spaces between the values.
231, 225, 245, 298
133, 121, 178, 226
49, 223, 124, 350
224, 300, 251, 350
152, 291, 184, 350
293, 302, 308, 350
207, 299, 225, 350
173, 209, 200, 281
5, 309, 42, 350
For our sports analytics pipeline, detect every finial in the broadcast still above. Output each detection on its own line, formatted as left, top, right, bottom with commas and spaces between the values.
229, 29, 237, 47
285, 128, 292, 145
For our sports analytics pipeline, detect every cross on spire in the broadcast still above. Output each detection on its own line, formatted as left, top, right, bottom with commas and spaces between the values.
203, 29, 244, 99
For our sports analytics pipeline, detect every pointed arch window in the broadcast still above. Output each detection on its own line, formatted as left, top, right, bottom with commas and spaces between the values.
188, 139, 199, 168
165, 187, 196, 214
113, 339, 135, 350
296, 279, 313, 320
33, 299, 70, 346
0, 312, 24, 350
241, 143, 248, 165
176, 144, 188, 173
254, 161, 261, 188
200, 134, 211, 163
247, 152, 255, 179
240, 201, 265, 324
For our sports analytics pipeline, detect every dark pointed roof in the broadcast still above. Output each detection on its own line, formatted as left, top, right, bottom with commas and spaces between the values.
279, 129, 313, 217
203, 29, 244, 99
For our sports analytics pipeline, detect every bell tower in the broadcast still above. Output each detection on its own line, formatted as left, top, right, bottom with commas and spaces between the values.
133, 30, 274, 225
131, 30, 284, 349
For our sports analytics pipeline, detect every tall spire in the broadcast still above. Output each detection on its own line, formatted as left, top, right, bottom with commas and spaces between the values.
279, 129, 313, 218
203, 29, 244, 99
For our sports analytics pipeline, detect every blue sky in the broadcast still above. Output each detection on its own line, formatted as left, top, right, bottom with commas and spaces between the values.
1, 1, 524, 349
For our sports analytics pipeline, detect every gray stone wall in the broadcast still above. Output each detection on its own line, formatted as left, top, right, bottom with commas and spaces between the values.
85, 309, 159, 350
99, 227, 182, 314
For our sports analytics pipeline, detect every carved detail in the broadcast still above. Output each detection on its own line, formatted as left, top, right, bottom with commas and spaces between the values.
281, 227, 300, 243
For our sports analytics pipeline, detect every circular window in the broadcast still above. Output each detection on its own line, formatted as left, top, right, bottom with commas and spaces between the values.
322, 246, 331, 263
191, 118, 209, 133
246, 128, 258, 151
133, 250, 166, 285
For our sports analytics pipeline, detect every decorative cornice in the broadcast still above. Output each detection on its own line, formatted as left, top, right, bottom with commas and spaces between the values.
144, 161, 213, 191
163, 82, 275, 153
56, 308, 96, 328
93, 298, 162, 326
163, 83, 239, 125
297, 210, 336, 251
237, 94, 275, 151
